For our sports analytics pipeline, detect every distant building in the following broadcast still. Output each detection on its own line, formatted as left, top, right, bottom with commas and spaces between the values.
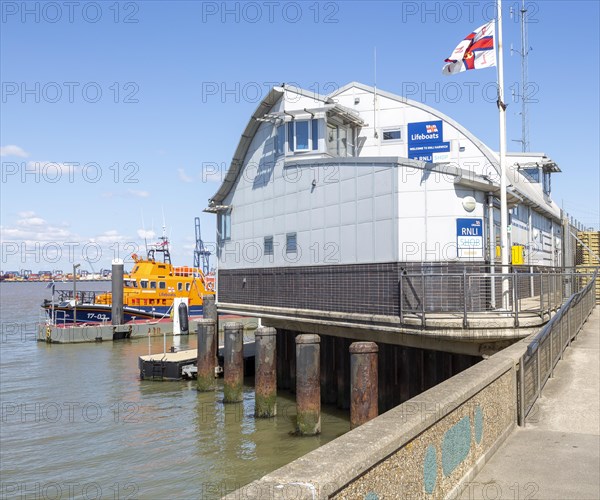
206, 82, 564, 318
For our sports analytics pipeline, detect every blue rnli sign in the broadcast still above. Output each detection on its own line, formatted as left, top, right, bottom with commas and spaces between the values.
408, 120, 450, 162
456, 218, 483, 259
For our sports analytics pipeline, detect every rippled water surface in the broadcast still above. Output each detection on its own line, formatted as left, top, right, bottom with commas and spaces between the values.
0, 282, 349, 499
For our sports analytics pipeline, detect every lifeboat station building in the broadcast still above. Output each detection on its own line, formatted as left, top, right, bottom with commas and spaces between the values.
206, 82, 566, 363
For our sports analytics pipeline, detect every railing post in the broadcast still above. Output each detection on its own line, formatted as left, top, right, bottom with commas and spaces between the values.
549, 321, 554, 378
536, 347, 541, 399
421, 269, 426, 327
399, 275, 404, 324
539, 274, 544, 317
463, 269, 468, 328
518, 355, 526, 427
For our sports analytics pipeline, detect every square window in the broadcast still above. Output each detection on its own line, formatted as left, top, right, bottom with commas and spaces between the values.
286, 232, 297, 253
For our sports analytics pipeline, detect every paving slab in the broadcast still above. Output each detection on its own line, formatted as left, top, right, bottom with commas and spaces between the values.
460, 307, 600, 500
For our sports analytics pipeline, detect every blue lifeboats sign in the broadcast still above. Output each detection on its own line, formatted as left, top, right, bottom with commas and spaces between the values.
456, 218, 483, 258
407, 120, 451, 163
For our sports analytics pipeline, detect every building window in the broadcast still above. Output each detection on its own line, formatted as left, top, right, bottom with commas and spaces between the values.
543, 171, 551, 195
286, 232, 297, 253
287, 119, 319, 153
264, 236, 274, 255
287, 122, 294, 152
275, 124, 285, 157
311, 119, 319, 150
522, 167, 540, 182
327, 123, 355, 157
295, 120, 309, 150
218, 210, 231, 241
382, 128, 402, 141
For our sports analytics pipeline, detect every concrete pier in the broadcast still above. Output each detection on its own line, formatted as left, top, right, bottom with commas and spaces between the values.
350, 342, 379, 429
254, 327, 277, 417
111, 259, 124, 326
196, 319, 216, 392
295, 334, 321, 436
223, 322, 244, 403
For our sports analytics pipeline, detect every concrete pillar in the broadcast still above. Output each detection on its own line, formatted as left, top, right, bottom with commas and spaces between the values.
255, 327, 277, 417
196, 319, 216, 392
295, 334, 320, 435
223, 322, 243, 403
350, 342, 379, 429
111, 259, 124, 325
202, 295, 218, 367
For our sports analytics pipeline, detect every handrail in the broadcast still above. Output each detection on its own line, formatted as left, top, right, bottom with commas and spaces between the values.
518, 270, 597, 425
398, 270, 597, 328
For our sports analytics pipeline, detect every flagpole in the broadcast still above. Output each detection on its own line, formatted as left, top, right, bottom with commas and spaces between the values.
497, 0, 510, 308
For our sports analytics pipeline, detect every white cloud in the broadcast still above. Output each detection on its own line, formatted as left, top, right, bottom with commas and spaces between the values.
0, 145, 29, 157
127, 189, 149, 198
137, 229, 156, 240
177, 168, 194, 183
16, 216, 46, 227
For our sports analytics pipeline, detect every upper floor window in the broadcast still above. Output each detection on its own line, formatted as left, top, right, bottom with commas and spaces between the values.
286, 232, 297, 254
275, 124, 285, 157
264, 236, 274, 255
542, 170, 551, 195
217, 210, 231, 241
382, 128, 402, 142
287, 119, 319, 153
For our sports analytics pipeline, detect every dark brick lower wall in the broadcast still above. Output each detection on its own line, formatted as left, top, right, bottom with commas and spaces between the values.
218, 262, 504, 316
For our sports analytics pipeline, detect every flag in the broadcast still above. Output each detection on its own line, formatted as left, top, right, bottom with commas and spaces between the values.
442, 20, 496, 75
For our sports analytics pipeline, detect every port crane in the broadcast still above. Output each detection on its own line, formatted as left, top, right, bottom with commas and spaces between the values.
194, 217, 211, 275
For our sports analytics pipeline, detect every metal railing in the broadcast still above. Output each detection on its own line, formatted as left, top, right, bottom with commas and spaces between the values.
518, 270, 597, 425
399, 269, 596, 327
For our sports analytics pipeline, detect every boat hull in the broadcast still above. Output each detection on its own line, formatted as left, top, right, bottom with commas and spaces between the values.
43, 303, 203, 325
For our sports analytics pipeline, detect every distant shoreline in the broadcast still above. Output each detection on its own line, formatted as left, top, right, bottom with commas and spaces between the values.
0, 279, 112, 283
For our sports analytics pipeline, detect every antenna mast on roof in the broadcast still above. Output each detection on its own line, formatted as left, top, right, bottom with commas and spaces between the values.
511, 0, 531, 152
373, 47, 378, 138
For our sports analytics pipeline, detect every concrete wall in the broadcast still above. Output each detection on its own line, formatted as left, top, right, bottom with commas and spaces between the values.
225, 337, 532, 499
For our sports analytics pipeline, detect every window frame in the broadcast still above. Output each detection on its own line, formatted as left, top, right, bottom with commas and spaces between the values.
381, 127, 403, 143
218, 209, 232, 242
264, 236, 274, 256
286, 232, 297, 254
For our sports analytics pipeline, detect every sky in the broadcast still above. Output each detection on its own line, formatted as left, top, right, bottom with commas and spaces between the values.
1, 0, 599, 273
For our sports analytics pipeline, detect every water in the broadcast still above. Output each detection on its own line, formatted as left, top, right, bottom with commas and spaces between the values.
0, 282, 350, 499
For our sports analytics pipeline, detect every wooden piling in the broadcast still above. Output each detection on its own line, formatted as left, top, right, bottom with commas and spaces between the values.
196, 319, 216, 392
255, 327, 277, 417
295, 334, 321, 436
350, 341, 379, 429
223, 322, 243, 403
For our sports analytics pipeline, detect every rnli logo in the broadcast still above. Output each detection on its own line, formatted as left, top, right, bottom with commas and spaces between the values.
426, 124, 438, 134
